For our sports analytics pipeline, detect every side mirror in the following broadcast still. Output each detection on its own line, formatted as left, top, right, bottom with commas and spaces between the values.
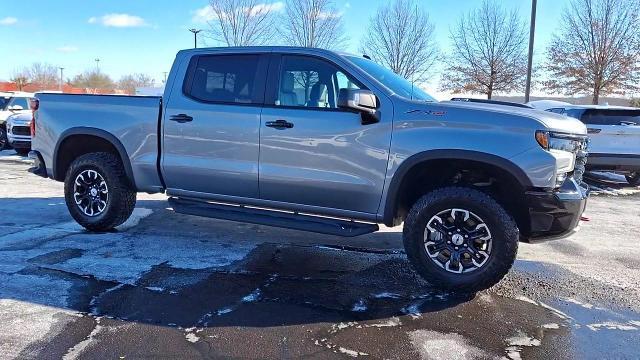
338, 89, 380, 124
8, 105, 24, 112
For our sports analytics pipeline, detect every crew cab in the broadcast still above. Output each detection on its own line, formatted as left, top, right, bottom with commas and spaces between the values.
542, 104, 640, 186
29, 47, 589, 292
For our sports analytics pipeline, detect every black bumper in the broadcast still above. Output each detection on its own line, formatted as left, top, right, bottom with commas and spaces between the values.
523, 178, 588, 242
28, 151, 48, 178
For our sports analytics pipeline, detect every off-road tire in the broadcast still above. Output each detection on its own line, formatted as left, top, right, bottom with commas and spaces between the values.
403, 186, 519, 293
626, 172, 640, 187
64, 152, 136, 231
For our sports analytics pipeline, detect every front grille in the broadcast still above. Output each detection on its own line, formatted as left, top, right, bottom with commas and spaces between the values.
573, 139, 589, 185
11, 126, 30, 136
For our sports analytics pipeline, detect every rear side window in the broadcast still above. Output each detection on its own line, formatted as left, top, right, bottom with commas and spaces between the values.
581, 109, 640, 125
185, 55, 261, 104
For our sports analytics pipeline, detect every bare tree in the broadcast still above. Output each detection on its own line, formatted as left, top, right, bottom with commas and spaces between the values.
206, 0, 280, 46
440, 0, 528, 99
10, 63, 59, 90
10, 69, 30, 91
360, 0, 439, 82
72, 70, 115, 94
26, 63, 59, 90
545, 0, 640, 104
281, 0, 348, 50
117, 74, 155, 95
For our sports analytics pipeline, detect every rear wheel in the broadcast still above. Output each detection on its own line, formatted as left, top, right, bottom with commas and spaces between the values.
0, 127, 7, 150
64, 152, 136, 231
626, 172, 640, 186
403, 187, 519, 292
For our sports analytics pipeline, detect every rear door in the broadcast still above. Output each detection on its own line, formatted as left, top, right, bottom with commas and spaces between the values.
258, 54, 393, 215
162, 53, 269, 198
580, 109, 640, 156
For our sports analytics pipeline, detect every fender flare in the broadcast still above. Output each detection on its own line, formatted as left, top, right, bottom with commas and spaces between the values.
53, 127, 136, 187
382, 149, 533, 226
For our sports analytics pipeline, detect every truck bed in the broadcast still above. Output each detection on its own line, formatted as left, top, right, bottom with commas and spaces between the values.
34, 93, 164, 193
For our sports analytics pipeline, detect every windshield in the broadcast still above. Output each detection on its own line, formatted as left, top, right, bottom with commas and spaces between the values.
346, 56, 437, 102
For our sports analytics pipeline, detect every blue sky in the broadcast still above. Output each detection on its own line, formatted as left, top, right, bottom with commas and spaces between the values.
0, 0, 567, 87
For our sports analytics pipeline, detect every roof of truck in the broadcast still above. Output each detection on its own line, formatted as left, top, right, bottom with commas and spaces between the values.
177, 46, 363, 58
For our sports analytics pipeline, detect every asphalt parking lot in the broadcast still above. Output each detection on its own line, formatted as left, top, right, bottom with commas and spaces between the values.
0, 150, 639, 360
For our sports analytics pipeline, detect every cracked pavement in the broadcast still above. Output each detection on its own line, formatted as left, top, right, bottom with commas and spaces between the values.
0, 150, 639, 359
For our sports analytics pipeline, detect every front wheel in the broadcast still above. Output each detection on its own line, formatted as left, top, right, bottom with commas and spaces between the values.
626, 172, 640, 187
64, 152, 137, 231
403, 187, 519, 293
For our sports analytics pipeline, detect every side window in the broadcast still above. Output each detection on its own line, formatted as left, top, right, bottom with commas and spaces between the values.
276, 56, 363, 109
186, 55, 261, 104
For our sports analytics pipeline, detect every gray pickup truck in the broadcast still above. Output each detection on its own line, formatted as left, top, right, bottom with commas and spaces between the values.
30, 47, 589, 292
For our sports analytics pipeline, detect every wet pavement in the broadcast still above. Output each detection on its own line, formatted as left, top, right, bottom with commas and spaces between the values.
0, 150, 639, 359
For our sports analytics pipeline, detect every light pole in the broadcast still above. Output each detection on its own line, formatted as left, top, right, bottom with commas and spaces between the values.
95, 58, 101, 72
524, 0, 537, 103
163, 72, 168, 84
189, 29, 202, 48
59, 67, 64, 92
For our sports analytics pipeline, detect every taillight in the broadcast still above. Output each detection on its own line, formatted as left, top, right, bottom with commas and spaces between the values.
30, 98, 39, 137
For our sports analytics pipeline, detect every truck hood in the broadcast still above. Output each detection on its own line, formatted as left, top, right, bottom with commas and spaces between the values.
0, 110, 30, 123
438, 100, 587, 135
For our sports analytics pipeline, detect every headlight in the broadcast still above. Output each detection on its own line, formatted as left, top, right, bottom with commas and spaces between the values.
535, 131, 586, 153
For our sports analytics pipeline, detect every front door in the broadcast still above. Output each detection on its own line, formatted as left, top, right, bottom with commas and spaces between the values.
162, 53, 268, 198
259, 54, 392, 214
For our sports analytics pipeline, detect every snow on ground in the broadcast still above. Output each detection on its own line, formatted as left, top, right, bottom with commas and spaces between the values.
408, 330, 491, 360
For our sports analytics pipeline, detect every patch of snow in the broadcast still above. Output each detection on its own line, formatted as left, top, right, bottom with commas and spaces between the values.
542, 323, 560, 329
401, 301, 422, 319
185, 332, 200, 343
372, 292, 401, 299
507, 334, 541, 347
117, 208, 153, 230
409, 330, 491, 360
351, 299, 367, 312
216, 307, 234, 315
63, 319, 104, 360
145, 286, 164, 292
0, 299, 78, 358
338, 347, 368, 357
241, 288, 261, 303
586, 322, 638, 332
367, 317, 401, 328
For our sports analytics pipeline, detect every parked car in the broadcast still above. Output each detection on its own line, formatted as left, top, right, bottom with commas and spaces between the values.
535, 103, 640, 186
6, 112, 32, 156
0, 92, 35, 150
29, 47, 589, 292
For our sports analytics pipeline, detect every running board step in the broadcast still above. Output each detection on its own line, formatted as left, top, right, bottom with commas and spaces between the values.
168, 197, 379, 237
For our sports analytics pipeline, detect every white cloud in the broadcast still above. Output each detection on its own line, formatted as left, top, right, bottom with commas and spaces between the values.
0, 17, 18, 26
88, 14, 148, 28
56, 45, 79, 53
192, 2, 284, 23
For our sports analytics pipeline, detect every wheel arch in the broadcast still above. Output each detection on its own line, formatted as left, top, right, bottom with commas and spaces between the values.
382, 150, 533, 227
53, 127, 136, 188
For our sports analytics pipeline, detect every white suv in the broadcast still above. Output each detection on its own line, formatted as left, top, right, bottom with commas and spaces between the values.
540, 104, 640, 186
0, 92, 35, 150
